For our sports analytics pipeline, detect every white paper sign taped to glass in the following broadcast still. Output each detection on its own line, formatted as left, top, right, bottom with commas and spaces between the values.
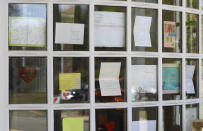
132, 120, 156, 131
94, 11, 125, 47
164, 21, 176, 48
99, 62, 121, 96
186, 107, 198, 131
186, 65, 195, 94
131, 65, 157, 94
55, 22, 85, 45
133, 16, 152, 47
9, 17, 46, 47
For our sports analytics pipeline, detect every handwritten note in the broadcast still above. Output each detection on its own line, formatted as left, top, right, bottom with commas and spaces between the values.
9, 17, 46, 47
59, 73, 81, 91
186, 65, 195, 94
99, 62, 121, 96
134, 16, 152, 47
164, 21, 176, 48
63, 118, 84, 131
94, 11, 125, 47
55, 22, 84, 45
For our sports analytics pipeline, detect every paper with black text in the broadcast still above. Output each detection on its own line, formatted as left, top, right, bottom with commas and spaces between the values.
94, 11, 125, 47
55, 22, 84, 45
99, 62, 121, 96
134, 16, 152, 47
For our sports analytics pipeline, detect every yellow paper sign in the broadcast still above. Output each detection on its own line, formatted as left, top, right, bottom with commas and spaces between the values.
63, 117, 84, 131
59, 73, 81, 91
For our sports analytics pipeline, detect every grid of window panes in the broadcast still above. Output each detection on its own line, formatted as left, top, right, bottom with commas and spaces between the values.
6, 0, 203, 131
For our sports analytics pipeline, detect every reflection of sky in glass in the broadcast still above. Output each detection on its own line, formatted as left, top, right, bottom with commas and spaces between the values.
202, 0, 203, 9
9, 4, 46, 18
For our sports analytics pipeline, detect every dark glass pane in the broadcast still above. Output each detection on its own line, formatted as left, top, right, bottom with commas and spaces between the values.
95, 57, 127, 102
8, 4, 47, 51
132, 107, 158, 131
9, 57, 47, 104
10, 110, 48, 131
133, 0, 157, 3
131, 58, 158, 101
162, 10, 182, 53
53, 4, 89, 51
186, 0, 199, 9
163, 0, 182, 6
94, 6, 126, 51
163, 106, 182, 131
132, 8, 158, 52
54, 110, 90, 131
162, 59, 182, 100
96, 108, 127, 131
186, 13, 199, 53
53, 57, 89, 103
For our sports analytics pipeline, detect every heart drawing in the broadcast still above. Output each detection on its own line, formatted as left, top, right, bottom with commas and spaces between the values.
18, 67, 37, 83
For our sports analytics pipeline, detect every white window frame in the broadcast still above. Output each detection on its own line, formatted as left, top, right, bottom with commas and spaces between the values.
0, 0, 202, 131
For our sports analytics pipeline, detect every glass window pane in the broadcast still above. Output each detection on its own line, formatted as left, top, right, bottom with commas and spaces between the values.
10, 110, 48, 131
132, 107, 158, 131
54, 110, 90, 131
53, 4, 89, 51
202, 0, 203, 10
162, 10, 182, 53
186, 13, 199, 53
131, 58, 158, 101
9, 57, 47, 104
186, 0, 199, 9
53, 57, 89, 104
186, 59, 199, 99
95, 57, 126, 102
132, 8, 158, 52
202, 15, 203, 53
162, 59, 182, 100
96, 108, 127, 131
133, 0, 157, 3
202, 60, 203, 98
94, 6, 126, 51
186, 104, 199, 131
162, 0, 182, 6
163, 106, 182, 131
201, 103, 203, 119
8, 4, 47, 51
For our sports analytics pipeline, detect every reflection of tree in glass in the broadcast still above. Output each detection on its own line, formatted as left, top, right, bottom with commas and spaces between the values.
186, 13, 198, 53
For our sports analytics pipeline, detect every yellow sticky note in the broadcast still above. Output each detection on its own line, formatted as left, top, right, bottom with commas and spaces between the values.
63, 117, 84, 131
59, 73, 81, 91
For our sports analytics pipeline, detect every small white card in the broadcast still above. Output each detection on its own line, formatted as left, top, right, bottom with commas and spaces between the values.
55, 22, 84, 45
133, 16, 152, 47
132, 120, 156, 131
186, 65, 195, 94
94, 11, 125, 47
99, 62, 121, 96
